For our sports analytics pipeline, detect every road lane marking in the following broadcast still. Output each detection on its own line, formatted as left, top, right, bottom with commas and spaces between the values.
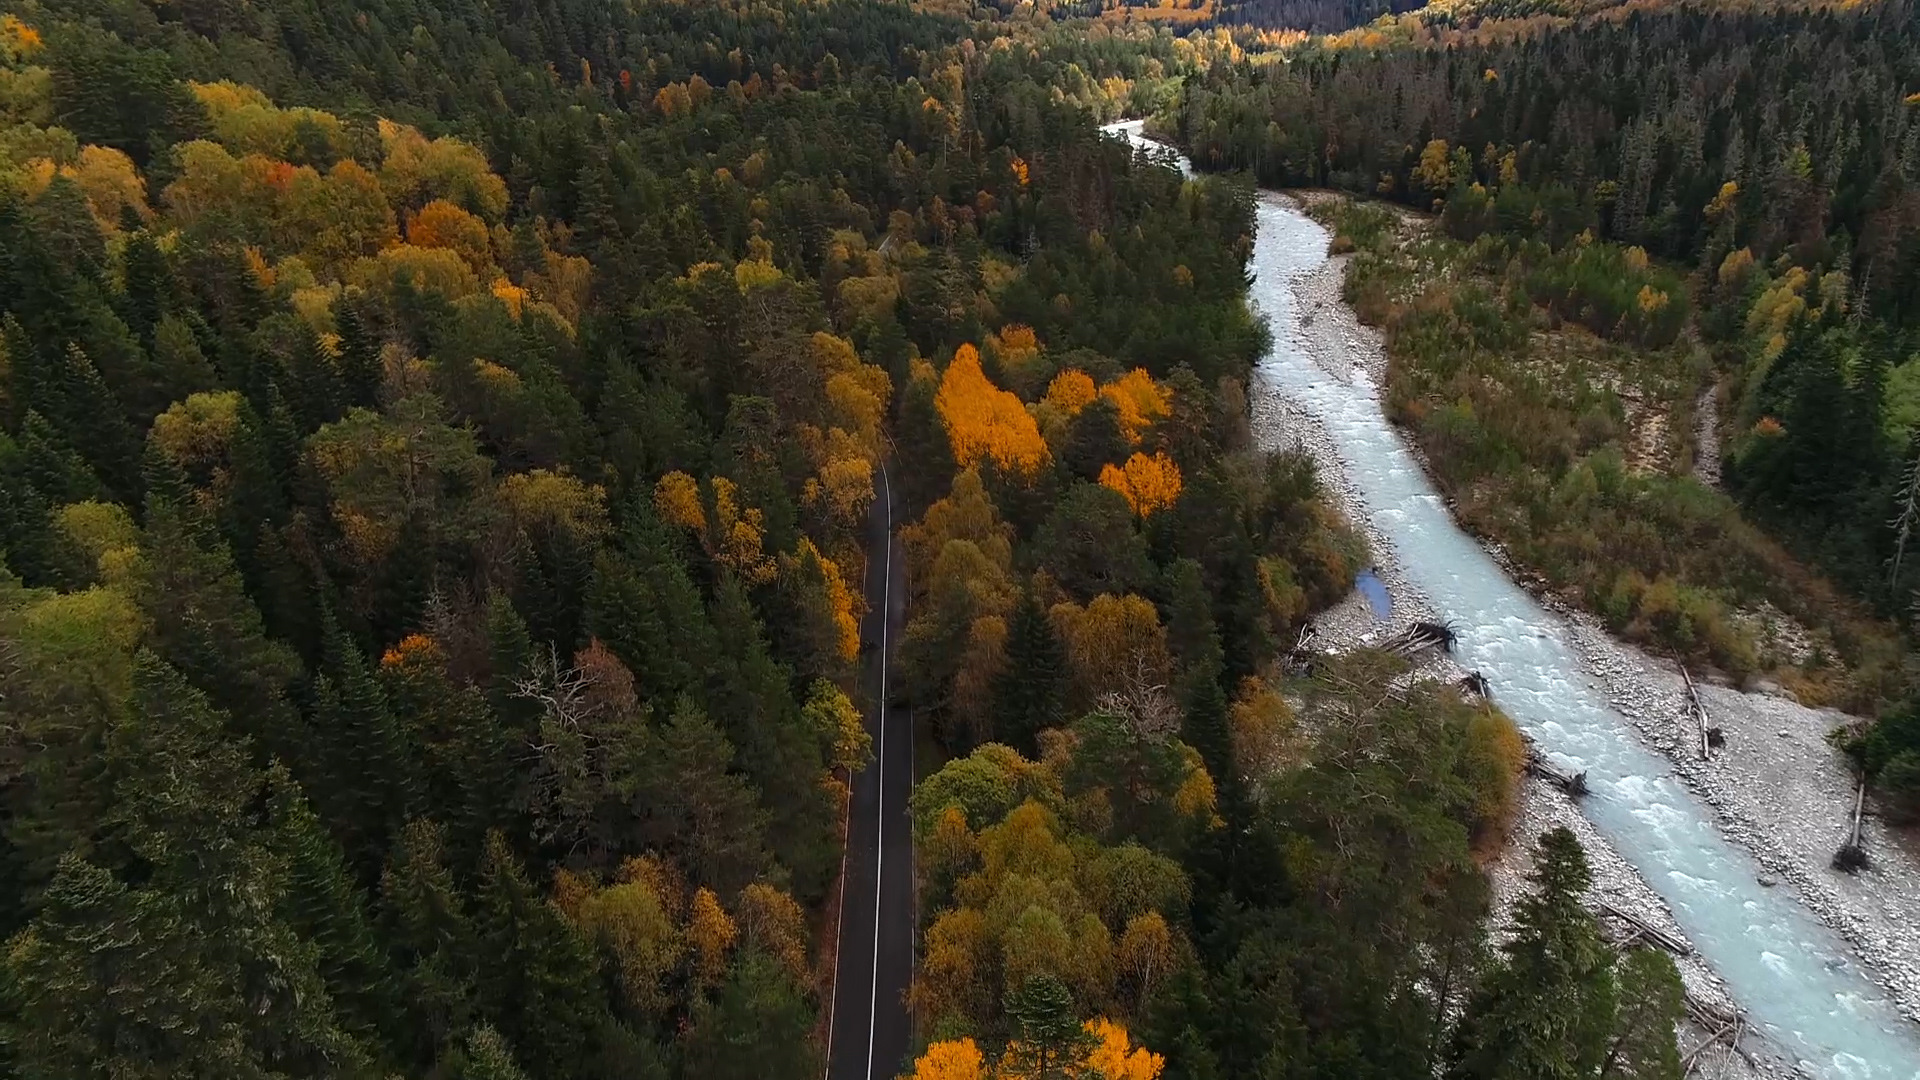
864, 462, 892, 1080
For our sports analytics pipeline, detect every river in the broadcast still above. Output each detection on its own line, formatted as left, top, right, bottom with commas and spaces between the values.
1105, 120, 1920, 1079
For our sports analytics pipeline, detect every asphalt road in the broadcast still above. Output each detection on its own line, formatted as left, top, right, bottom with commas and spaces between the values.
825, 463, 914, 1080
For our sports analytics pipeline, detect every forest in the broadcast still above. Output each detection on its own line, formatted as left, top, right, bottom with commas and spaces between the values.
0, 0, 1808, 1074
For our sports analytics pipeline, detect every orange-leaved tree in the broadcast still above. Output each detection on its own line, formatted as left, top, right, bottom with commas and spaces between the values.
1099, 370, 1170, 445
906, 1019, 1164, 1080
936, 344, 1049, 478
1098, 452, 1182, 517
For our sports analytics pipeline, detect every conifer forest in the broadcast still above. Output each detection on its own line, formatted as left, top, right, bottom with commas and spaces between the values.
0, 0, 1917, 1076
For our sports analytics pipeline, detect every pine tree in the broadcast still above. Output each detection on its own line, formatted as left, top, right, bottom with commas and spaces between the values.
457, 1025, 534, 1080
1004, 972, 1092, 1080
681, 948, 821, 1080
1448, 828, 1640, 1080
5, 656, 375, 1078
585, 504, 717, 699
137, 474, 307, 762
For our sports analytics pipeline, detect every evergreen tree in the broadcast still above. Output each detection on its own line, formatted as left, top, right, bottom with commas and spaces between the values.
1003, 972, 1092, 1080
264, 765, 407, 1057
309, 606, 424, 873
470, 831, 611, 1080
992, 587, 1069, 755
681, 948, 820, 1080
382, 819, 480, 1069
4, 656, 374, 1078
1447, 828, 1678, 1080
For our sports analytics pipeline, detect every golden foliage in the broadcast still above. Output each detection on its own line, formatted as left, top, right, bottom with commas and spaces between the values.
148, 390, 243, 472
497, 469, 609, 543
1414, 138, 1452, 191
1717, 247, 1755, 288
653, 472, 774, 582
653, 470, 707, 533
904, 469, 1014, 583
377, 118, 508, 219
912, 1021, 1161, 1080
908, 1037, 985, 1080
784, 539, 862, 664
574, 878, 684, 1013
1044, 369, 1098, 416
350, 244, 479, 300
0, 14, 44, 58
1171, 744, 1222, 828
686, 887, 736, 986
491, 277, 529, 317
1099, 369, 1170, 444
380, 633, 443, 670
1115, 913, 1174, 1007
1098, 451, 1182, 517
1083, 1018, 1166, 1080
735, 883, 809, 983
710, 476, 776, 584
1228, 677, 1300, 781
804, 679, 872, 773
408, 199, 493, 274
936, 344, 1049, 477
1050, 594, 1171, 705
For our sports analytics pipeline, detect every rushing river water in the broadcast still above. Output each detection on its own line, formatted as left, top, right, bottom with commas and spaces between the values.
1106, 121, 1920, 1079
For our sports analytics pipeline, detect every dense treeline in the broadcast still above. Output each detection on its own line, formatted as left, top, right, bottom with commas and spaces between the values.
1163, 0, 1920, 813
0, 0, 1299, 1074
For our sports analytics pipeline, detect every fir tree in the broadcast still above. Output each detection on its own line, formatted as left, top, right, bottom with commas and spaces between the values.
992, 587, 1069, 755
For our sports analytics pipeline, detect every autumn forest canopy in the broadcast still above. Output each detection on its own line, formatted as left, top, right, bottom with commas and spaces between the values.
0, 0, 1912, 1076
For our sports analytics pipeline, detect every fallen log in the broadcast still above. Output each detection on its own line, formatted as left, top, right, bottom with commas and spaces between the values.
1834, 773, 1871, 874
1456, 670, 1491, 699
1599, 902, 1690, 956
1526, 749, 1588, 797
1679, 661, 1712, 760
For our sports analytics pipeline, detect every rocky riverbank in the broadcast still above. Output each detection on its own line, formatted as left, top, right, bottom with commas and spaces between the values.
1251, 191, 1920, 1073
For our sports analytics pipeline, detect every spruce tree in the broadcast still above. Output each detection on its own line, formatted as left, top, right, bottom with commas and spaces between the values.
1448, 828, 1654, 1080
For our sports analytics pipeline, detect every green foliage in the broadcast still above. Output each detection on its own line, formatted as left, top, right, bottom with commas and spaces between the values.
1448, 828, 1683, 1080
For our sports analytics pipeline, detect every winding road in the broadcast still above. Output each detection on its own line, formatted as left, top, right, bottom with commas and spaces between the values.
825, 463, 914, 1080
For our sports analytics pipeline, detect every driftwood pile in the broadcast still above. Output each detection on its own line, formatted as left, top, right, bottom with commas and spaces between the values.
1380, 619, 1457, 658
